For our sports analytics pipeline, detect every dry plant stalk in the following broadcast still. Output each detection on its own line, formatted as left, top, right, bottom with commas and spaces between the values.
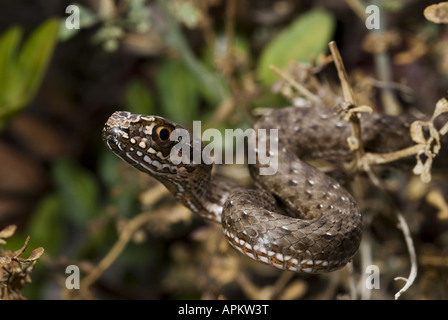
360, 97, 448, 182
329, 41, 371, 158
77, 179, 191, 296
269, 64, 320, 104
329, 42, 448, 299
328, 42, 416, 299
271, 41, 448, 299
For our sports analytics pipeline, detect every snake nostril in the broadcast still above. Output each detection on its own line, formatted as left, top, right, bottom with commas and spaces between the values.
105, 126, 121, 139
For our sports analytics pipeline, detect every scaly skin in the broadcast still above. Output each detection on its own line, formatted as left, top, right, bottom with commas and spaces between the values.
102, 103, 446, 273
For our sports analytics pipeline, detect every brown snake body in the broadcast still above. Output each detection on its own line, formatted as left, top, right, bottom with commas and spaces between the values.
102, 103, 440, 273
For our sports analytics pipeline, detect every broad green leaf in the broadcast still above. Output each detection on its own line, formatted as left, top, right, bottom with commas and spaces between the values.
0, 18, 59, 125
155, 59, 199, 124
257, 9, 335, 86
52, 160, 100, 226
125, 78, 155, 115
16, 18, 59, 106
0, 26, 22, 106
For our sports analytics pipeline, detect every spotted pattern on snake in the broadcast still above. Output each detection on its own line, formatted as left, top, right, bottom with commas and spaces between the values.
102, 103, 443, 274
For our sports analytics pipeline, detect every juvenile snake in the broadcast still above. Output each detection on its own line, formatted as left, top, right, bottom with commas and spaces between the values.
102, 103, 436, 273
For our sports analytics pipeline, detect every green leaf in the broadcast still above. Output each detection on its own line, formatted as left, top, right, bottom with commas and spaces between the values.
27, 194, 63, 256
0, 18, 59, 125
125, 78, 155, 115
0, 26, 23, 106
257, 9, 335, 86
155, 59, 199, 124
52, 160, 100, 226
16, 18, 60, 106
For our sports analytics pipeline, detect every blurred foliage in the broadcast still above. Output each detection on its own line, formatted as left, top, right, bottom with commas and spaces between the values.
0, 0, 447, 301
52, 159, 101, 226
155, 58, 200, 124
257, 9, 335, 85
60, 0, 151, 51
125, 78, 155, 116
0, 18, 59, 128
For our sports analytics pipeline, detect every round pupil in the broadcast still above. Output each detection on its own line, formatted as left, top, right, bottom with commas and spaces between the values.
159, 128, 170, 141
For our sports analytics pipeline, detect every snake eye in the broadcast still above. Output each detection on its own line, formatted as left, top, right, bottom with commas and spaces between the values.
154, 126, 172, 143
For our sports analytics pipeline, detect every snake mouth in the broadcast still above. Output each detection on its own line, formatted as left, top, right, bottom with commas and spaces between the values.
102, 111, 137, 156
102, 123, 127, 157
103, 111, 190, 176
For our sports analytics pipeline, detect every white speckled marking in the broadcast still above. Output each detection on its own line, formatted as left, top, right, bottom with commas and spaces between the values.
143, 155, 152, 164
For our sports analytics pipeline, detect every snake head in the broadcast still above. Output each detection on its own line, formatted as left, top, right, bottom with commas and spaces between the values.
102, 111, 211, 180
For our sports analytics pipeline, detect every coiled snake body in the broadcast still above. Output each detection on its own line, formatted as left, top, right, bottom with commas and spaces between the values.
103, 103, 419, 273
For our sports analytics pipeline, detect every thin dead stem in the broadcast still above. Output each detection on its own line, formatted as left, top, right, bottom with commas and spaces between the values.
394, 211, 418, 300
361, 98, 447, 174
345, 0, 368, 21
269, 65, 321, 103
329, 41, 365, 158
364, 167, 418, 300
361, 145, 424, 167
329, 42, 356, 107
80, 210, 155, 291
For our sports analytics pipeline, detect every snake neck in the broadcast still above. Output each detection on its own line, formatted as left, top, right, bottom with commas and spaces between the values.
158, 164, 238, 223
199, 175, 242, 222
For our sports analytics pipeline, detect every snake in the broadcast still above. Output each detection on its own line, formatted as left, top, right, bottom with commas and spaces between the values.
102, 103, 444, 274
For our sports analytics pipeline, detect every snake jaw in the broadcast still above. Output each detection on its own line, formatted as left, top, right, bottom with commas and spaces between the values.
103, 111, 178, 176
103, 111, 216, 215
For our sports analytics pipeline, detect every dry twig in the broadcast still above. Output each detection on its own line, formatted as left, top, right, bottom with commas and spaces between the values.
269, 64, 321, 104
393, 211, 418, 300
80, 210, 155, 291
329, 41, 369, 158
364, 167, 417, 300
